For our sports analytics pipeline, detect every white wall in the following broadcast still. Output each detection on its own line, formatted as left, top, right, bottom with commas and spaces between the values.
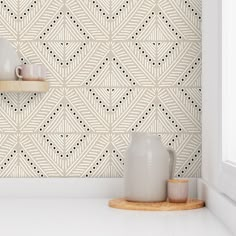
201, 1, 236, 234
202, 0, 221, 189
0, 178, 198, 198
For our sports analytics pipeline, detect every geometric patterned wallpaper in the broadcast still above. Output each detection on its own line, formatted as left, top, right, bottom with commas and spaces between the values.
0, 0, 201, 177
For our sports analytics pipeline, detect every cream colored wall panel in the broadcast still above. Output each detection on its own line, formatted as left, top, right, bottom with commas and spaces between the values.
0, 0, 201, 177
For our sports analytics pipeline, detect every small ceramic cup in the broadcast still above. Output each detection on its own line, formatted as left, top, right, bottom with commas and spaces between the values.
15, 64, 46, 81
167, 179, 188, 203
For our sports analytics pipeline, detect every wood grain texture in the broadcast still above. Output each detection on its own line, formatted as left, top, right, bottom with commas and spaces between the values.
0, 81, 49, 92
168, 179, 188, 183
109, 198, 205, 211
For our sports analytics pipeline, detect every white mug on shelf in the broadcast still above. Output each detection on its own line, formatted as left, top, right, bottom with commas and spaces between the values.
15, 64, 46, 81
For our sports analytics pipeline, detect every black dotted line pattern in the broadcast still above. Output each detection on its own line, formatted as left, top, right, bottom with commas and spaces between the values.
0, 93, 17, 111
158, 12, 182, 40
180, 88, 201, 112
65, 135, 87, 158
89, 88, 109, 111
85, 149, 109, 177
39, 103, 91, 133
0, 150, 16, 171
111, 0, 129, 19
66, 43, 87, 66
131, 12, 155, 39
85, 58, 109, 86
39, 103, 63, 132
178, 57, 201, 86
135, 43, 156, 67
20, 57, 27, 65
113, 57, 136, 86
111, 88, 133, 112
157, 43, 179, 66
158, 104, 183, 132
85, 88, 139, 113
85, 55, 139, 87
92, 0, 109, 19
21, 149, 44, 177
131, 103, 155, 132
177, 149, 201, 177
39, 11, 63, 40
1, 92, 37, 112
42, 134, 63, 158
0, 1, 18, 19
66, 104, 90, 132
22, 41, 87, 67
19, 93, 37, 112
37, 9, 92, 40
66, 11, 90, 40
167, 134, 179, 147
113, 149, 124, 166
158, 2, 201, 40
1, 91, 37, 112
84, 57, 137, 112
184, 1, 202, 20
19, 0, 37, 19
42, 42, 63, 65
42, 42, 87, 66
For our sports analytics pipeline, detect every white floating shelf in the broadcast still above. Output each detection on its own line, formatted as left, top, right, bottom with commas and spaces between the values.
0, 81, 49, 92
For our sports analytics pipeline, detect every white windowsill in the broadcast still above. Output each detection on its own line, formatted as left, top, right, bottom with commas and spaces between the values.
0, 178, 233, 235
198, 178, 236, 235
0, 198, 232, 236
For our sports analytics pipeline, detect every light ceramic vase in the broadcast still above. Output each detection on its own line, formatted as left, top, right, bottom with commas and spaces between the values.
0, 38, 20, 80
124, 133, 176, 202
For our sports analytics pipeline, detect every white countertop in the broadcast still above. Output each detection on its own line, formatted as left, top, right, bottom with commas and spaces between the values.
0, 198, 232, 236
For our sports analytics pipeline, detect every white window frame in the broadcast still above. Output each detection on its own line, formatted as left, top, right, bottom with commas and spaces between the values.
219, 0, 236, 201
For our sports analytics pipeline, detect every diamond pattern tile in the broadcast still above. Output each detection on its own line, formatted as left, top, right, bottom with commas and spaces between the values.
0, 0, 201, 177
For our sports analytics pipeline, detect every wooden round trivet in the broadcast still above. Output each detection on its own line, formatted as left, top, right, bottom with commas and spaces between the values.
109, 198, 205, 211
